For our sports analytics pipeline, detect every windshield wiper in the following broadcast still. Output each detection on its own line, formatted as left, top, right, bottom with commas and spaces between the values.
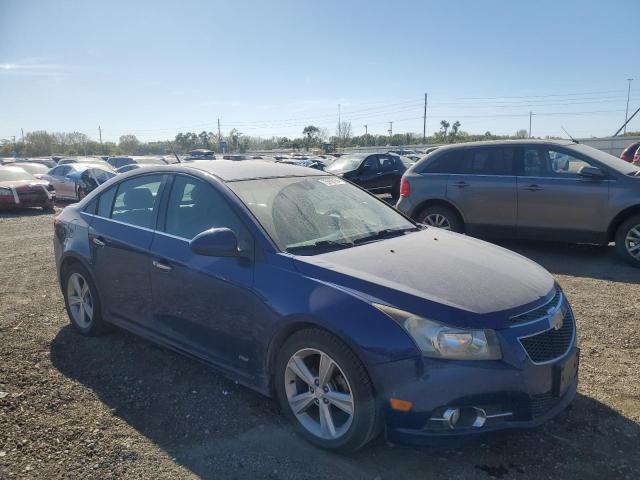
286, 239, 355, 254
352, 227, 418, 245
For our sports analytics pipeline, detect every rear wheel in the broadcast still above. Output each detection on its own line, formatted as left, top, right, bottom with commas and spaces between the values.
615, 214, 640, 267
62, 264, 110, 335
416, 205, 463, 233
274, 329, 380, 452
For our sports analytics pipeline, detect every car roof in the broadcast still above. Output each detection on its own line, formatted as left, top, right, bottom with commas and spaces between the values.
140, 159, 328, 182
431, 139, 576, 152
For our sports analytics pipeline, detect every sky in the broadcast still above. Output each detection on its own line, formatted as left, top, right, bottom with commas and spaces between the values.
1, 0, 639, 143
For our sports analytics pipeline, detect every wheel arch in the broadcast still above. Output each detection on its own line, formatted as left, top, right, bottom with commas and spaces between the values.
607, 205, 640, 242
58, 253, 93, 288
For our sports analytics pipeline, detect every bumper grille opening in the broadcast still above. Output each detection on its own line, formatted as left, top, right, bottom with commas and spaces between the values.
520, 308, 574, 363
529, 392, 562, 419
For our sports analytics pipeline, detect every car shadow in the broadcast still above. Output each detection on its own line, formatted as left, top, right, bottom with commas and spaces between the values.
50, 325, 640, 479
494, 240, 640, 284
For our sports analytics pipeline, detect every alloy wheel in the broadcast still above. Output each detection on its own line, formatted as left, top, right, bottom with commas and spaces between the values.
625, 225, 640, 260
284, 348, 355, 440
425, 213, 451, 230
66, 272, 94, 328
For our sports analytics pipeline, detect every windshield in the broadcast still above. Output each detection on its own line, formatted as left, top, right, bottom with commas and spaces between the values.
0, 167, 37, 182
325, 156, 364, 172
569, 144, 640, 175
228, 175, 416, 254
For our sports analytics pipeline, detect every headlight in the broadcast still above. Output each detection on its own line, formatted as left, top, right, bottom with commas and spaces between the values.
373, 303, 502, 360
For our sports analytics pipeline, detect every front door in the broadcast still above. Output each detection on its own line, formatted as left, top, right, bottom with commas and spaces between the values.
148, 174, 256, 375
516, 146, 610, 242
445, 146, 518, 237
355, 155, 384, 192
89, 174, 165, 328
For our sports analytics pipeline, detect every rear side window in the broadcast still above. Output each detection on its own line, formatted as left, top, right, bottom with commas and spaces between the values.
110, 175, 163, 228
97, 187, 116, 217
460, 148, 515, 175
422, 151, 463, 173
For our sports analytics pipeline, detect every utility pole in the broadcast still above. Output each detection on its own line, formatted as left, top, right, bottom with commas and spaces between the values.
529, 111, 533, 138
624, 78, 633, 135
11, 136, 16, 154
423, 93, 428, 144
388, 121, 393, 141
98, 125, 103, 144
21, 128, 24, 143
217, 118, 222, 152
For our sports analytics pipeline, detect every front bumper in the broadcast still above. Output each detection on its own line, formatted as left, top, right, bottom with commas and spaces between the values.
375, 345, 579, 446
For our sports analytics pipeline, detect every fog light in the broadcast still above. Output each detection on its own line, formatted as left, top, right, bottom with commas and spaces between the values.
442, 408, 460, 429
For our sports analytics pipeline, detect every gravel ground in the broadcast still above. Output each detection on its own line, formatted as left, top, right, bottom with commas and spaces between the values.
0, 207, 639, 479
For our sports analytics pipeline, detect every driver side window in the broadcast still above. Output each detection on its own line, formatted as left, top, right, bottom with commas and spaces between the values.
163, 175, 243, 240
546, 149, 593, 177
361, 156, 380, 173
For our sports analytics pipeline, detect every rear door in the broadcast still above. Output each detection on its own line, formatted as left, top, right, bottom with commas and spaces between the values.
377, 153, 400, 190
148, 174, 256, 372
89, 174, 166, 328
516, 146, 610, 242
445, 146, 518, 237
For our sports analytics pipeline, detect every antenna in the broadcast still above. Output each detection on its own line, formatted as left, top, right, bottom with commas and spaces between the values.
168, 141, 181, 163
561, 126, 579, 144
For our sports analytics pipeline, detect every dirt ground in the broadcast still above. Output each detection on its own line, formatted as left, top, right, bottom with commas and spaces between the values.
1, 206, 639, 479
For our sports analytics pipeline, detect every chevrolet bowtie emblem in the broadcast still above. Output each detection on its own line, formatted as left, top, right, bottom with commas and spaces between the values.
547, 307, 564, 330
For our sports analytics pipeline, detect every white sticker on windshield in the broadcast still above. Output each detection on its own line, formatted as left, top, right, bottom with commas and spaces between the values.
317, 177, 345, 186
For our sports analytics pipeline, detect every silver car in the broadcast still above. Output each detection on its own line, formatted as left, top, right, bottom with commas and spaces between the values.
41, 163, 115, 201
396, 140, 640, 267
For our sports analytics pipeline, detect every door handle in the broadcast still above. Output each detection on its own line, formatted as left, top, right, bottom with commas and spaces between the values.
524, 184, 543, 192
152, 259, 172, 272
453, 181, 469, 188
92, 237, 106, 247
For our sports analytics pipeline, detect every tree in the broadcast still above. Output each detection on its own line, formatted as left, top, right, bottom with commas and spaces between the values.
515, 129, 528, 139
118, 135, 140, 154
439, 120, 450, 141
449, 121, 461, 143
302, 125, 321, 150
336, 121, 352, 147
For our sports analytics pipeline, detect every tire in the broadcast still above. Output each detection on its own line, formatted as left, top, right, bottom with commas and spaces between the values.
274, 328, 380, 452
416, 205, 464, 233
615, 214, 640, 268
390, 180, 400, 201
62, 263, 111, 335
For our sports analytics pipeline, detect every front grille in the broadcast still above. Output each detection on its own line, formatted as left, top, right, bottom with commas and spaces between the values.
511, 285, 561, 324
519, 307, 574, 363
530, 392, 562, 418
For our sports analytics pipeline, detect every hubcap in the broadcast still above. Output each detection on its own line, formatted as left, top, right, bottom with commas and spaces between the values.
284, 348, 354, 440
66, 273, 94, 328
625, 225, 640, 260
425, 213, 451, 230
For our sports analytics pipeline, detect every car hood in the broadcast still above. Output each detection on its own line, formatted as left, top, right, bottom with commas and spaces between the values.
293, 229, 554, 327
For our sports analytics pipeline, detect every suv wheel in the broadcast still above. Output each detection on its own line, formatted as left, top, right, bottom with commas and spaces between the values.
62, 264, 110, 335
274, 329, 380, 452
615, 214, 640, 267
416, 205, 463, 233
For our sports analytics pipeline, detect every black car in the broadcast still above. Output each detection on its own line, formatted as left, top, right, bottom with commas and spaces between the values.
325, 153, 407, 198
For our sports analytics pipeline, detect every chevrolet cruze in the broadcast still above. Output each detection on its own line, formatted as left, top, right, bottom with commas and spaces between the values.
53, 161, 579, 451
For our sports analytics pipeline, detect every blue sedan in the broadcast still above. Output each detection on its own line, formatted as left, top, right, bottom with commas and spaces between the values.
53, 160, 579, 451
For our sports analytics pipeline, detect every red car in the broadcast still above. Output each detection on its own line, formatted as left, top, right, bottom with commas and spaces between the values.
0, 166, 56, 211
633, 145, 640, 165
620, 141, 640, 162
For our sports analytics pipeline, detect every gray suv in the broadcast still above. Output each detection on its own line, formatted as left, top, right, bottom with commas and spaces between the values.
396, 140, 640, 266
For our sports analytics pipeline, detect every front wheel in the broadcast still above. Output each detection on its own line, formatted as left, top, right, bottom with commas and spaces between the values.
274, 329, 380, 452
615, 214, 640, 267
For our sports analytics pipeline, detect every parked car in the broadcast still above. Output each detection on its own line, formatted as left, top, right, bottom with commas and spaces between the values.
24, 157, 58, 168
54, 161, 578, 451
58, 157, 112, 170
222, 154, 249, 161
0, 166, 55, 211
620, 141, 640, 162
11, 162, 50, 178
42, 163, 115, 201
325, 153, 407, 198
278, 157, 326, 170
397, 139, 640, 266
108, 156, 170, 169
186, 149, 216, 160
115, 164, 142, 174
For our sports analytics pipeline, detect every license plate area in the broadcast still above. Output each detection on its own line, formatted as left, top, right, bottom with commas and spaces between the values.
552, 349, 579, 397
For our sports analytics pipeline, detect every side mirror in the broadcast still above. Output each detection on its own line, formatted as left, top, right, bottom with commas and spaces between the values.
190, 228, 240, 257
577, 165, 606, 179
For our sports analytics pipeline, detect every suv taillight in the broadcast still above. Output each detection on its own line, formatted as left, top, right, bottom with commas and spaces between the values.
400, 177, 410, 197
